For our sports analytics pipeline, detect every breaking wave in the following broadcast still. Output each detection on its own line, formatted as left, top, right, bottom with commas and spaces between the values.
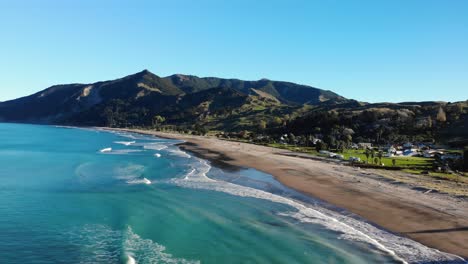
99, 149, 143, 155
143, 143, 169, 151
66, 224, 199, 264
168, 149, 191, 159
114, 141, 136, 146
127, 178, 152, 185
100, 147, 112, 153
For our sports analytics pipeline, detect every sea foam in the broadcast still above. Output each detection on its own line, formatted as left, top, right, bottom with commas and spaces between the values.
99, 149, 143, 155
114, 141, 136, 146
143, 143, 168, 151
99, 147, 112, 153
168, 149, 191, 158
127, 178, 152, 185
66, 224, 198, 264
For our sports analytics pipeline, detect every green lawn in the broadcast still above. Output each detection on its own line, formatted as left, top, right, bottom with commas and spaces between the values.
265, 144, 433, 169
340, 149, 433, 169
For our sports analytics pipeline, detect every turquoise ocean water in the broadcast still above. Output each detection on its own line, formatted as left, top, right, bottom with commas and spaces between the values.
0, 123, 464, 264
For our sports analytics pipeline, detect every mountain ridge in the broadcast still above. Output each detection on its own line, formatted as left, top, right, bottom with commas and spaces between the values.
0, 69, 348, 123
0, 70, 466, 146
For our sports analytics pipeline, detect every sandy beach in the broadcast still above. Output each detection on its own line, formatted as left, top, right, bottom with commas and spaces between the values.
111, 128, 468, 259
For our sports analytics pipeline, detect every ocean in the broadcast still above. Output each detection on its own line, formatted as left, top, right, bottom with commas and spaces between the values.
0, 123, 463, 264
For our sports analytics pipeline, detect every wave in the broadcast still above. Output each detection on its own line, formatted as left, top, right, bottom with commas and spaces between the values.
168, 149, 191, 159
55, 125, 79, 129
75, 163, 147, 187
114, 132, 167, 142
100, 149, 143, 155
123, 226, 199, 264
127, 178, 152, 185
114, 141, 136, 146
143, 143, 169, 151
66, 224, 199, 264
126, 254, 136, 264
99, 147, 112, 153
113, 164, 146, 181
170, 158, 465, 264
154, 153, 161, 158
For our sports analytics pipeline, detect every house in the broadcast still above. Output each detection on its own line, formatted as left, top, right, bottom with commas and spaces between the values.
313, 138, 322, 145
358, 143, 372, 149
386, 146, 397, 157
423, 150, 443, 158
417, 143, 429, 150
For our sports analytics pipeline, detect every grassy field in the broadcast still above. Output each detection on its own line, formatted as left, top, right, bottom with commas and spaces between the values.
339, 149, 433, 170
266, 144, 433, 169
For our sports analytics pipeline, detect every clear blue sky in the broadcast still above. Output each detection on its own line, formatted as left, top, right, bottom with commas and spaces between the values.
0, 0, 467, 103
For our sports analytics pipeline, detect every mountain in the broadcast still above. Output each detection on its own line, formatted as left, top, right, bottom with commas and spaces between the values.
0, 70, 347, 126
1, 70, 466, 146
164, 74, 346, 105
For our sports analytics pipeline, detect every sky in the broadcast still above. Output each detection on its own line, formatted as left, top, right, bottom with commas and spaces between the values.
0, 0, 467, 103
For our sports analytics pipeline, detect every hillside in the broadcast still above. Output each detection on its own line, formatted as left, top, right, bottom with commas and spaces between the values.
285, 101, 468, 146
0, 70, 347, 127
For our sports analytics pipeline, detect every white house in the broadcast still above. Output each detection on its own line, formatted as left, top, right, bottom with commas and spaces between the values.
358, 143, 372, 149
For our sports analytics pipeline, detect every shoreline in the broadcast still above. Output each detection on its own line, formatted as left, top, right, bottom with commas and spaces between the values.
105, 128, 468, 259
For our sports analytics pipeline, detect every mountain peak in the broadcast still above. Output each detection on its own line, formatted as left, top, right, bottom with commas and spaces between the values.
125, 69, 155, 79
136, 69, 155, 77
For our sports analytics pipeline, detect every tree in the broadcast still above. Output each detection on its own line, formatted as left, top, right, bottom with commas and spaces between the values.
316, 141, 327, 152
288, 133, 296, 145
306, 135, 315, 147
464, 148, 468, 172
427, 116, 433, 128
273, 117, 283, 126
377, 150, 384, 165
374, 157, 379, 165
365, 149, 370, 164
152, 115, 166, 127
337, 140, 346, 153
436, 107, 447, 123
344, 134, 353, 147
325, 134, 337, 150
258, 120, 267, 131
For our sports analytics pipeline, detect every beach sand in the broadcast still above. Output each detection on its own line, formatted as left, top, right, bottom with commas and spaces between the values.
111, 129, 468, 259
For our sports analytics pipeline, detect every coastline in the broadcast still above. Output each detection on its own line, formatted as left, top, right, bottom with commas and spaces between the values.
106, 128, 468, 259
